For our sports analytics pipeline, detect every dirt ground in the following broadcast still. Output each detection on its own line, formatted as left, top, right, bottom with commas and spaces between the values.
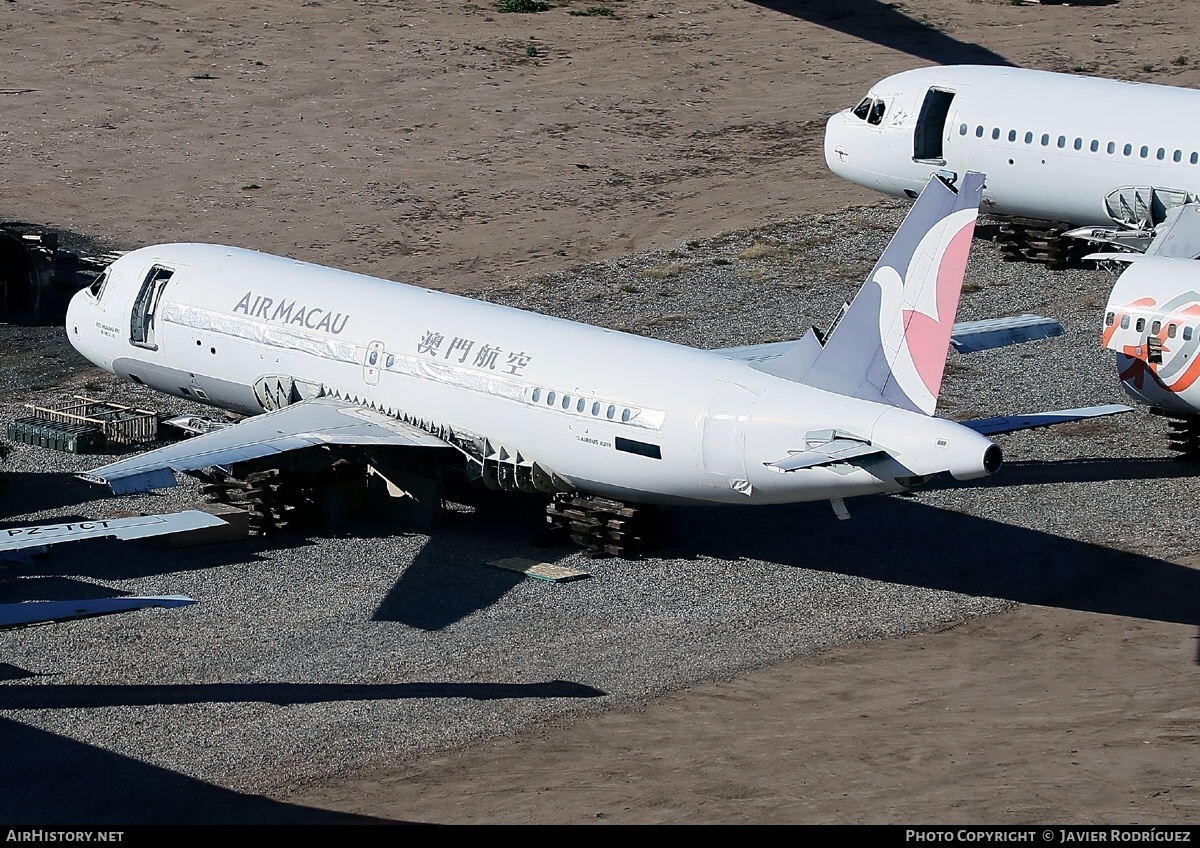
3, 0, 1199, 824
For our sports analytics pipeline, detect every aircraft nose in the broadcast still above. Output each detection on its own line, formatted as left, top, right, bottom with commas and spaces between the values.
823, 112, 853, 175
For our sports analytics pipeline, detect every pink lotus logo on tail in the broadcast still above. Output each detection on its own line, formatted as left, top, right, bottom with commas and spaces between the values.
902, 220, 976, 398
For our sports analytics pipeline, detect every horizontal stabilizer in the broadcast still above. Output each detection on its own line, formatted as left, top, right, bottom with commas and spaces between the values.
82, 396, 453, 494
0, 510, 226, 552
950, 315, 1064, 353
766, 438, 889, 472
961, 404, 1133, 436
0, 595, 195, 629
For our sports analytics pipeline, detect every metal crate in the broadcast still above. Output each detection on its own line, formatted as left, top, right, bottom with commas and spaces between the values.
22, 396, 158, 445
6, 416, 106, 454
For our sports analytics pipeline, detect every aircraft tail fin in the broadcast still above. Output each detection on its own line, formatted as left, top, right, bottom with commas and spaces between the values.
801, 171, 985, 415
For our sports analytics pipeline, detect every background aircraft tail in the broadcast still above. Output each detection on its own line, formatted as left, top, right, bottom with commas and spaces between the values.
801, 171, 985, 415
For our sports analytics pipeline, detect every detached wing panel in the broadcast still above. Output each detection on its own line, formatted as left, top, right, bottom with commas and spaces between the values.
83, 397, 453, 494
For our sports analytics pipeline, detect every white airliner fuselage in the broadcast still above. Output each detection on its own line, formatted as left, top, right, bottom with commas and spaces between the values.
825, 66, 1200, 229
65, 175, 1003, 510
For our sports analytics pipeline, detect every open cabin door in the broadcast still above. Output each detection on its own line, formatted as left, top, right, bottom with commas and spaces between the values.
129, 265, 174, 350
913, 88, 955, 164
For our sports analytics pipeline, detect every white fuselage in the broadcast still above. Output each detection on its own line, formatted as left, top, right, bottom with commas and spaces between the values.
825, 65, 1200, 226
1102, 256, 1200, 415
65, 245, 997, 506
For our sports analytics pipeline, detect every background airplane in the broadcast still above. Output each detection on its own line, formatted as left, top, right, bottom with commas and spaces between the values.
824, 65, 1200, 266
62, 172, 1122, 555
1099, 253, 1200, 457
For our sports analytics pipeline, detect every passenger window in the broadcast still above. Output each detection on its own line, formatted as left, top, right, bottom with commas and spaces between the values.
1024, 131, 1033, 144
621, 408, 632, 423
991, 127, 1000, 140
1192, 152, 1199, 165
1008, 129, 1017, 142
1140, 145, 1149, 158
959, 123, 968, 136
562, 395, 571, 409
547, 391, 556, 406
591, 401, 600, 416
1157, 148, 1166, 160
1057, 136, 1066, 148
1186, 326, 1195, 341
1090, 140, 1099, 152
576, 398, 585, 413
1105, 312, 1115, 327
1107, 142, 1116, 154
1136, 318, 1145, 332
1073, 138, 1082, 150
532, 388, 541, 403
386, 354, 395, 368
1152, 320, 1161, 335
606, 405, 616, 420
976, 125, 984, 138
1041, 133, 1050, 146
1120, 315, 1130, 329
1124, 144, 1133, 156
1169, 323, 1178, 338
1174, 150, 1183, 163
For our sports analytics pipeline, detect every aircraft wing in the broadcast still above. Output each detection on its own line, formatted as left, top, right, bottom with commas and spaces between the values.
0, 510, 226, 553
82, 396, 453, 494
0, 595, 195, 629
960, 404, 1133, 436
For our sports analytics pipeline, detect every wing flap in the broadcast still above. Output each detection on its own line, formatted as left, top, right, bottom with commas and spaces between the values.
950, 315, 1064, 353
83, 397, 453, 493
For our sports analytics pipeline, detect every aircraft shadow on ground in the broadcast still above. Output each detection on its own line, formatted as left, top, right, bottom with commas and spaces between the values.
663, 495, 1200, 628
0, 679, 606, 711
372, 492, 551, 630
377, 483, 1200, 631
0, 716, 402, 825
939, 457, 1200, 489
746, 0, 1016, 67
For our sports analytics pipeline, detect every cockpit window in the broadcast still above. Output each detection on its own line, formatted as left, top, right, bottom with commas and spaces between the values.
87, 270, 109, 301
851, 97, 887, 126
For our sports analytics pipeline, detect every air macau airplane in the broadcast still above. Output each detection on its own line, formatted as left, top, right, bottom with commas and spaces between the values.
64, 172, 1122, 554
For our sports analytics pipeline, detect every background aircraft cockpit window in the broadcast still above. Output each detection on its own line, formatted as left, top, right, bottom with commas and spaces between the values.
87, 271, 109, 300
852, 98, 873, 120
867, 99, 886, 125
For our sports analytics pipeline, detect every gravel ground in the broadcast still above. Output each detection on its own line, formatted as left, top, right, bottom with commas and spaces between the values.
0, 200, 1187, 822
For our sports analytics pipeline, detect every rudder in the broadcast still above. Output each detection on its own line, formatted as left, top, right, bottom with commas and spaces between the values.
800, 171, 985, 415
